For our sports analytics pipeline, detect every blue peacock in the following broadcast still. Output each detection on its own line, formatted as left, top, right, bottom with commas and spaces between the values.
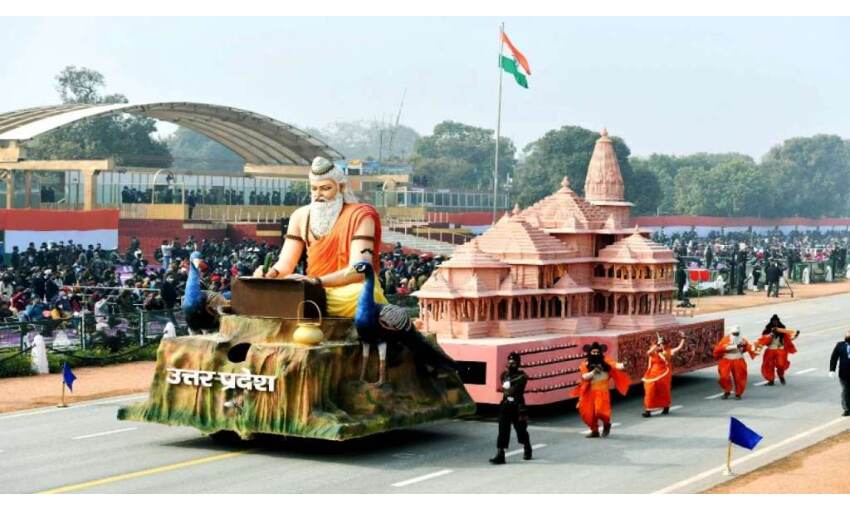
182, 251, 231, 334
351, 260, 457, 384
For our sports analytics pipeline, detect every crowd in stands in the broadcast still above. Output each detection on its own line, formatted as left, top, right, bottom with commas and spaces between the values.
0, 237, 442, 326
0, 237, 280, 326
120, 186, 310, 206
378, 243, 445, 297
653, 228, 849, 293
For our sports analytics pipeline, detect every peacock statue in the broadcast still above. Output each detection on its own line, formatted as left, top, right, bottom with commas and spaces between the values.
350, 260, 457, 384
182, 251, 231, 335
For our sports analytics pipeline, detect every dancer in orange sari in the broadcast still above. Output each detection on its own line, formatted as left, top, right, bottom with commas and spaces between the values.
713, 325, 758, 399
756, 314, 799, 386
569, 342, 629, 438
641, 332, 686, 417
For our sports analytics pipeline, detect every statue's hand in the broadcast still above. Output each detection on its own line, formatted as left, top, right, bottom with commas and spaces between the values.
283, 273, 308, 282
252, 266, 266, 278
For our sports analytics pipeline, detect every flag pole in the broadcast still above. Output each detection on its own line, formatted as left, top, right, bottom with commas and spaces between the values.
492, 22, 505, 225
723, 441, 734, 476
58, 378, 67, 408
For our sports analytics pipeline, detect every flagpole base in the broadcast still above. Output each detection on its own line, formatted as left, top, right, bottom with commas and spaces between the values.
722, 467, 735, 476
56, 404, 68, 408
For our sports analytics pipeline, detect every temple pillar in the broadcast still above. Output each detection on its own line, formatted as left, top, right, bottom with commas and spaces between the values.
628, 295, 634, 315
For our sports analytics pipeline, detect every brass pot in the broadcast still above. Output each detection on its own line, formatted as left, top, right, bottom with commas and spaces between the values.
292, 300, 324, 346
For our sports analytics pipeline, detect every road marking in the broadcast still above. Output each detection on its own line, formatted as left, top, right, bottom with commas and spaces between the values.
705, 393, 726, 400
392, 452, 419, 459
805, 324, 848, 336
754, 381, 770, 386
38, 450, 252, 494
72, 427, 137, 440
0, 394, 147, 421
794, 368, 817, 375
654, 417, 849, 494
505, 443, 547, 457
392, 469, 454, 488
527, 425, 583, 433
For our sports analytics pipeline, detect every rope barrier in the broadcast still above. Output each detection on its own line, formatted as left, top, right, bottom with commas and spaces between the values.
0, 345, 33, 367
45, 341, 157, 363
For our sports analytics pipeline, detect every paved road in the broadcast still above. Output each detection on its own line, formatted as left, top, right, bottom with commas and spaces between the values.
2, 294, 848, 493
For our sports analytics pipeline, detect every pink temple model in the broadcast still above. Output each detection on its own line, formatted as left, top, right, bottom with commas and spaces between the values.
416, 129, 723, 405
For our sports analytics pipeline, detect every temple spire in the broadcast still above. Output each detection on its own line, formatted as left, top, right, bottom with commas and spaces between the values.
584, 128, 625, 202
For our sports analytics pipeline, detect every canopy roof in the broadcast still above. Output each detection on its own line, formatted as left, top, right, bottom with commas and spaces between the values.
0, 102, 342, 166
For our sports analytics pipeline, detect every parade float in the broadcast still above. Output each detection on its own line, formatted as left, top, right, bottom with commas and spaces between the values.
117, 276, 476, 441
415, 129, 724, 405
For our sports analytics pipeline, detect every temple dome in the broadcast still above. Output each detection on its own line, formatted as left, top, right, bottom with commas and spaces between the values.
437, 239, 510, 269
476, 215, 577, 264
518, 175, 609, 231
596, 229, 677, 264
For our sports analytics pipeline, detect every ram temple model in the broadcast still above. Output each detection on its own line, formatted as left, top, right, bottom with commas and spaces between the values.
117, 278, 476, 441
414, 129, 724, 405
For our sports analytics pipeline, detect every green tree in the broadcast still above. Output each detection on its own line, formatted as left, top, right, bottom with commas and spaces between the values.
25, 66, 172, 167
514, 126, 638, 207
671, 156, 763, 216
759, 135, 850, 218
630, 154, 678, 214
632, 152, 756, 216
167, 127, 244, 172
410, 121, 516, 191
630, 166, 662, 216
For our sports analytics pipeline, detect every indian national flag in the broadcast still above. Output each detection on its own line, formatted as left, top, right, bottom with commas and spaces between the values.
499, 31, 531, 89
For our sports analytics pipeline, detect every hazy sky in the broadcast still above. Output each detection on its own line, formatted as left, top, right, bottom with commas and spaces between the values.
1, 17, 848, 158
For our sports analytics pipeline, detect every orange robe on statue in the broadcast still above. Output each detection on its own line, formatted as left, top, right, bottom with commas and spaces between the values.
306, 203, 382, 277
642, 347, 673, 410
756, 331, 797, 383
305, 203, 387, 317
569, 357, 630, 430
713, 336, 757, 397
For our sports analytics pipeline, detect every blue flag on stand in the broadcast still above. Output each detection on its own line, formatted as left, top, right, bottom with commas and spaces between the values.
62, 362, 77, 392
729, 417, 763, 450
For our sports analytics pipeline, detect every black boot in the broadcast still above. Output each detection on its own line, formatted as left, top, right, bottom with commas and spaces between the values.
523, 442, 533, 460
602, 422, 612, 437
489, 449, 506, 465
642, 410, 651, 418
662, 407, 670, 415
